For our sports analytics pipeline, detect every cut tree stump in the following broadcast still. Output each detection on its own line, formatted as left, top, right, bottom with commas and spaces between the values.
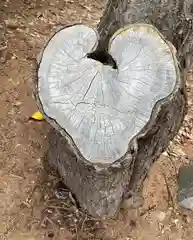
33, 0, 193, 218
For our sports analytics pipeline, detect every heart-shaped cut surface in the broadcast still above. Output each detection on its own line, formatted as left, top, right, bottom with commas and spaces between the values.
38, 24, 177, 164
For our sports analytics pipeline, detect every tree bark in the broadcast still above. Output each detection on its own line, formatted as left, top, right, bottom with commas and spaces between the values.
34, 0, 192, 218
97, 0, 193, 70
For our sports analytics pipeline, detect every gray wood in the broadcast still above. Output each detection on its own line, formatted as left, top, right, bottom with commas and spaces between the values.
33, 0, 192, 218
178, 166, 193, 211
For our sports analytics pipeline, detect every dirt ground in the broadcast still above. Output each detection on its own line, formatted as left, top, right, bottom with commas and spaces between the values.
0, 0, 193, 239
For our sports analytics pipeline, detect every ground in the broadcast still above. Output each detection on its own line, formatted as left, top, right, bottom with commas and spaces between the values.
0, 0, 193, 239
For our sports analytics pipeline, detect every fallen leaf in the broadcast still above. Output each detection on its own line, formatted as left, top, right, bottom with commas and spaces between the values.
30, 111, 44, 120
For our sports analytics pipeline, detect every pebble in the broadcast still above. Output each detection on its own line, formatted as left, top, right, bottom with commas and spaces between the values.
178, 165, 193, 211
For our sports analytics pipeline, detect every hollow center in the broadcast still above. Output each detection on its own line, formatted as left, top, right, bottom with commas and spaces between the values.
87, 50, 118, 69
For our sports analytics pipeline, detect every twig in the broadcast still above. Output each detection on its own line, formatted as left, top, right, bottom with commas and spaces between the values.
40, 216, 57, 228
162, 173, 175, 208
76, 214, 87, 240
167, 154, 178, 178
47, 205, 75, 212
139, 205, 156, 216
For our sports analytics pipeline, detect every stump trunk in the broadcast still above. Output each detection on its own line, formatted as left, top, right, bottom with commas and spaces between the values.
34, 0, 193, 218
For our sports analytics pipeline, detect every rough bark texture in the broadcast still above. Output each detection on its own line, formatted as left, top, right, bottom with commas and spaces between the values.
97, 0, 193, 70
34, 0, 192, 218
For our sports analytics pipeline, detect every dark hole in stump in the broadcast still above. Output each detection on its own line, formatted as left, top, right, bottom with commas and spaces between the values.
87, 50, 118, 69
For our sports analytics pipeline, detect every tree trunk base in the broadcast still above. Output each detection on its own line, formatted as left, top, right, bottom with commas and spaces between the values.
34, 0, 190, 217
43, 83, 187, 218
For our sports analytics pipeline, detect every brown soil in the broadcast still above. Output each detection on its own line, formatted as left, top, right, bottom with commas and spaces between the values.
0, 1, 193, 239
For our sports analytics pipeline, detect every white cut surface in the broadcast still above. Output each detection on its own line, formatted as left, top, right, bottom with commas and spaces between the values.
38, 24, 177, 164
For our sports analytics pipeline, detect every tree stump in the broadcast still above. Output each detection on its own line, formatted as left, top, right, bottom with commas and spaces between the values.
34, 0, 193, 218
